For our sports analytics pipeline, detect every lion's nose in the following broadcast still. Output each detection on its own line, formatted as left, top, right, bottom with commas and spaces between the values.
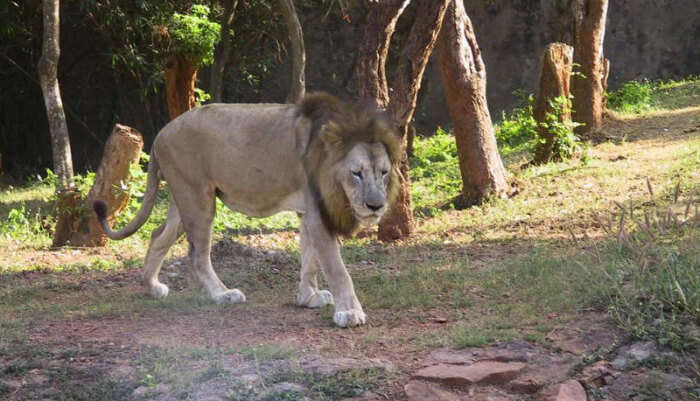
365, 202, 384, 212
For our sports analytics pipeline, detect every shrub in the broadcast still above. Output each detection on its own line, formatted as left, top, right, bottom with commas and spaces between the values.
166, 4, 221, 66
607, 80, 654, 113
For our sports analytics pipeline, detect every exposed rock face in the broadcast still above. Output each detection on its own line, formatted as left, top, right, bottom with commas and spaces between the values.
414, 361, 527, 387
404, 380, 462, 401
536, 380, 587, 401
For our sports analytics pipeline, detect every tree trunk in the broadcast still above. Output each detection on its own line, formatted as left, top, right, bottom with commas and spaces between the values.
278, 0, 306, 103
571, 0, 609, 138
38, 0, 74, 191
355, 0, 410, 108
533, 43, 574, 164
56, 125, 144, 247
165, 55, 198, 120
437, 0, 508, 205
209, 0, 238, 103
378, 0, 450, 242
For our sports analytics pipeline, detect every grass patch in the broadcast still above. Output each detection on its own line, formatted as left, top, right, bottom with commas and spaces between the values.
607, 76, 700, 114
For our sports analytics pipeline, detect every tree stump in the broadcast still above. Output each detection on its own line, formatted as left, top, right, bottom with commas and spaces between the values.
53, 124, 144, 247
534, 43, 574, 164
51, 188, 83, 248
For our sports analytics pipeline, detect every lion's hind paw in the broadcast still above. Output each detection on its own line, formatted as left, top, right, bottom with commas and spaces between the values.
150, 282, 169, 298
213, 289, 246, 304
333, 309, 366, 328
298, 289, 334, 309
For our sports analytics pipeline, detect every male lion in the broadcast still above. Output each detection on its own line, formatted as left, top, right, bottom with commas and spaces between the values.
94, 93, 400, 327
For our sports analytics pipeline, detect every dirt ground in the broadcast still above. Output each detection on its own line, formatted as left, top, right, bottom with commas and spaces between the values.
1, 105, 699, 400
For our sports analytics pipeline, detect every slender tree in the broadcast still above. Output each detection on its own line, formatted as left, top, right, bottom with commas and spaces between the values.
377, 0, 450, 241
38, 0, 74, 190
571, 0, 609, 137
436, 0, 508, 205
209, 0, 239, 103
278, 0, 306, 103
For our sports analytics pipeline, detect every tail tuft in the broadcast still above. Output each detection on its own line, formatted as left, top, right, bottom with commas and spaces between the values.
93, 200, 108, 220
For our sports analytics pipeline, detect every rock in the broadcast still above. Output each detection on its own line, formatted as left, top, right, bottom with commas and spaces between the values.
536, 380, 586, 401
611, 341, 657, 370
425, 341, 536, 366
238, 373, 260, 384
300, 355, 393, 376
607, 370, 695, 401
508, 355, 577, 394
269, 382, 306, 393
404, 380, 461, 401
413, 361, 526, 387
577, 360, 615, 387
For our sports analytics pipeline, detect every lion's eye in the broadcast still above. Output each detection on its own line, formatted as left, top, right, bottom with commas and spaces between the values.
352, 171, 363, 180
381, 170, 389, 177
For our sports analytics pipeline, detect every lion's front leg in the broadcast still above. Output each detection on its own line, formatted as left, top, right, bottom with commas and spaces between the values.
297, 222, 334, 309
302, 216, 366, 328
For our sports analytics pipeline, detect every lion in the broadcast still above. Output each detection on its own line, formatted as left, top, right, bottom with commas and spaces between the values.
94, 93, 401, 327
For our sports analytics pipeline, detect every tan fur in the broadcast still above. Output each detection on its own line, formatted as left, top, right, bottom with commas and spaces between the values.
95, 92, 400, 327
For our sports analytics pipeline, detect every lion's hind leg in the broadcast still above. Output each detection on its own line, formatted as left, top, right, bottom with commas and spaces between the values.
296, 221, 334, 308
175, 185, 246, 304
142, 198, 184, 298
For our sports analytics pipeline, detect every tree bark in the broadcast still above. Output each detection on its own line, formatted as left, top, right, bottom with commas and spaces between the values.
38, 0, 74, 191
165, 54, 198, 120
378, 0, 450, 242
571, 0, 609, 138
209, 0, 238, 103
533, 42, 574, 164
355, 0, 410, 108
278, 0, 306, 103
437, 0, 508, 205
57, 125, 144, 247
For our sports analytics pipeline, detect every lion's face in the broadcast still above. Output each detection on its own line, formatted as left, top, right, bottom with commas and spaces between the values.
338, 142, 393, 226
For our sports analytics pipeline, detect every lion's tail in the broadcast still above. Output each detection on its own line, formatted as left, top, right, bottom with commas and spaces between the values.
93, 156, 160, 240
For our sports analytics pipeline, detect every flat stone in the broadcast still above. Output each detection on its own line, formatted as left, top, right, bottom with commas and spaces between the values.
300, 355, 393, 376
536, 380, 586, 401
404, 380, 461, 401
611, 341, 657, 370
509, 358, 576, 394
577, 360, 615, 386
425, 341, 537, 365
269, 382, 306, 393
413, 361, 526, 387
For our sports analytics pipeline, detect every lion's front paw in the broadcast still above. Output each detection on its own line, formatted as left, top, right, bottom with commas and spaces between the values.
333, 309, 367, 328
213, 289, 246, 304
298, 289, 334, 309
150, 282, 169, 298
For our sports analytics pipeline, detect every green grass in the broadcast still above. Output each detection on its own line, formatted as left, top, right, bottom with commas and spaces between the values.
607, 76, 700, 114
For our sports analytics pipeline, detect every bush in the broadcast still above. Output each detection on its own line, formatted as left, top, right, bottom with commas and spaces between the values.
607, 80, 654, 113
166, 4, 221, 66
495, 94, 582, 162
410, 128, 462, 215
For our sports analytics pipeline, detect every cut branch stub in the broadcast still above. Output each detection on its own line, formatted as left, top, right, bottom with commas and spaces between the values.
534, 42, 574, 164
